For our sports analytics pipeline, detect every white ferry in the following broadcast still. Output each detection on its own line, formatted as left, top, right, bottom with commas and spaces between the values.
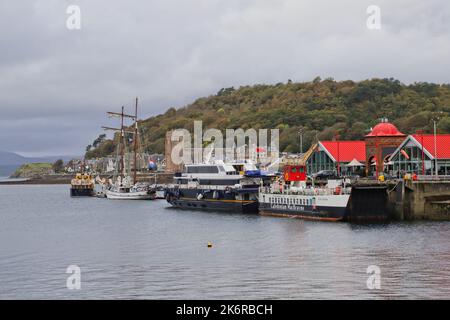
259, 165, 351, 221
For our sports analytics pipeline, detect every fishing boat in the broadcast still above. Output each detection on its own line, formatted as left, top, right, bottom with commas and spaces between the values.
101, 98, 156, 200
70, 173, 95, 197
258, 165, 351, 221
165, 160, 267, 213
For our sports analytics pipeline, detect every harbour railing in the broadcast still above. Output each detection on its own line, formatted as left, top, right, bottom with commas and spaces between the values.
415, 175, 450, 182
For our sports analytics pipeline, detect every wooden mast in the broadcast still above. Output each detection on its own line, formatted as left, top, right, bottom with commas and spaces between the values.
103, 106, 135, 180
133, 97, 138, 185
120, 106, 125, 177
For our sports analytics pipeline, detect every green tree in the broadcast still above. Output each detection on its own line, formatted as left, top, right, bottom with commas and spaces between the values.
52, 159, 64, 173
93, 134, 106, 148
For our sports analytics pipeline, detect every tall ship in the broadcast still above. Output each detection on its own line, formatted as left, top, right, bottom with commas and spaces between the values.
165, 161, 267, 213
259, 165, 351, 221
100, 98, 155, 200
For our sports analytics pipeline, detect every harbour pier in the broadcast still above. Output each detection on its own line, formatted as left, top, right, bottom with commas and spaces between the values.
355, 179, 450, 221
396, 179, 450, 220
347, 183, 390, 222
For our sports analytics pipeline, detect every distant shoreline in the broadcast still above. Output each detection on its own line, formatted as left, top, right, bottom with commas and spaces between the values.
0, 173, 173, 185
0, 175, 71, 185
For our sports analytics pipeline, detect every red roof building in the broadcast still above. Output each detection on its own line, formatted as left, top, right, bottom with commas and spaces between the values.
319, 141, 366, 162
305, 141, 366, 175
390, 134, 450, 175
410, 134, 450, 159
303, 120, 450, 176
364, 121, 406, 176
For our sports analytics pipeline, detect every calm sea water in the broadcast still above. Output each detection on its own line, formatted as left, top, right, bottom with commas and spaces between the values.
0, 184, 449, 299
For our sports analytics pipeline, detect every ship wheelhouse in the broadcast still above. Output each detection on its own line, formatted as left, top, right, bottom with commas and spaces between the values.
174, 162, 261, 187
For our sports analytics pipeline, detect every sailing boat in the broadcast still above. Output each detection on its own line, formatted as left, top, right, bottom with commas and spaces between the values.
102, 98, 156, 200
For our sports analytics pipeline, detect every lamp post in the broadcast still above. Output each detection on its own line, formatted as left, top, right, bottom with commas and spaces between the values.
334, 134, 341, 177
421, 133, 425, 175
298, 128, 304, 154
337, 139, 340, 177
432, 112, 443, 177
375, 132, 379, 179
433, 119, 438, 177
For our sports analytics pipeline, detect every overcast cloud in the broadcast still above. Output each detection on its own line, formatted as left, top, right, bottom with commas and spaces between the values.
0, 0, 449, 156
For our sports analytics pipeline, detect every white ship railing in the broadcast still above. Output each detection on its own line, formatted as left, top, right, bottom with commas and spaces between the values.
166, 184, 259, 191
259, 186, 352, 196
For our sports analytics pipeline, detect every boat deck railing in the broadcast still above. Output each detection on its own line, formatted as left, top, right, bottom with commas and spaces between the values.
259, 186, 352, 196
166, 184, 259, 191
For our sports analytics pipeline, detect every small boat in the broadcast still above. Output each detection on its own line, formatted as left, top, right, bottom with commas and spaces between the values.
154, 185, 166, 199
258, 165, 351, 221
70, 173, 95, 197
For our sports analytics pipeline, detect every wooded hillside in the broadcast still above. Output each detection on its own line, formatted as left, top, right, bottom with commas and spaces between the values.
86, 78, 450, 159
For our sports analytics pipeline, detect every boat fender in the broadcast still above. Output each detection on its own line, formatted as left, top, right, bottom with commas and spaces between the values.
197, 193, 204, 200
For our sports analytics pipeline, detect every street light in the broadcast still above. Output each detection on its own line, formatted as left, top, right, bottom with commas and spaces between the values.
334, 133, 341, 177
432, 112, 444, 177
298, 128, 304, 154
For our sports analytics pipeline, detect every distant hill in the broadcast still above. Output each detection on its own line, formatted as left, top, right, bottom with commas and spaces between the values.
85, 78, 450, 158
0, 165, 20, 177
0, 150, 28, 165
0, 150, 78, 177
0, 150, 78, 165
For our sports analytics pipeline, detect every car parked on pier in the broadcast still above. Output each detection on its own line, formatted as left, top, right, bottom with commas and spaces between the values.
312, 170, 338, 180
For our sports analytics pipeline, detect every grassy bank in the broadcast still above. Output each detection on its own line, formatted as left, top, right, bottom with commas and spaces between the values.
10, 163, 54, 178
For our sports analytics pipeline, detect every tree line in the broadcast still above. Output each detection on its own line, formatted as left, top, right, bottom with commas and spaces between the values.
85, 78, 450, 159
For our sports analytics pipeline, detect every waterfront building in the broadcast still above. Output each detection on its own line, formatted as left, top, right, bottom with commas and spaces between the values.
364, 120, 406, 176
305, 141, 366, 175
389, 134, 450, 176
304, 120, 408, 177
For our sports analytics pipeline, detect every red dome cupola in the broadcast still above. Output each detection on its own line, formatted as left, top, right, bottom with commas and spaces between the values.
366, 119, 404, 137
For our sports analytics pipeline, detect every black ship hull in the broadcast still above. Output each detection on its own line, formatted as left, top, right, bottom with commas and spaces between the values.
165, 187, 259, 213
70, 187, 95, 197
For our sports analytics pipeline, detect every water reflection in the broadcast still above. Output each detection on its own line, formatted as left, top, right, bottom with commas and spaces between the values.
0, 185, 449, 299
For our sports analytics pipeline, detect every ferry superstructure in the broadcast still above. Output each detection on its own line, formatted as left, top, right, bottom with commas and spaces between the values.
258, 165, 351, 221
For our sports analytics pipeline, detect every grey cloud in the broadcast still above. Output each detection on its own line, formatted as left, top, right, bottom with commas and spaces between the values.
0, 0, 449, 155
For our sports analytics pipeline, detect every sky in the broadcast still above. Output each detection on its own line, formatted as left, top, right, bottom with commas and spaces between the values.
0, 0, 449, 156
